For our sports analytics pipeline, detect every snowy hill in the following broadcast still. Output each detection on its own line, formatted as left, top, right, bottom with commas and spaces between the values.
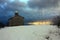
0, 25, 60, 40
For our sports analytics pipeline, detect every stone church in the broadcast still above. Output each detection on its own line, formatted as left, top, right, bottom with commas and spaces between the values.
8, 11, 24, 26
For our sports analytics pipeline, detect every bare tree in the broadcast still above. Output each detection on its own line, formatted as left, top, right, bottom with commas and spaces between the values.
0, 22, 5, 28
52, 16, 60, 28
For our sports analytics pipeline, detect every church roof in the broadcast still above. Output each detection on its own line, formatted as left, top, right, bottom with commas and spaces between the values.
8, 12, 24, 21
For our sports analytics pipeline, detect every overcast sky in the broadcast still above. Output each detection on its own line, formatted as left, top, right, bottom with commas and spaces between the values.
0, 0, 60, 24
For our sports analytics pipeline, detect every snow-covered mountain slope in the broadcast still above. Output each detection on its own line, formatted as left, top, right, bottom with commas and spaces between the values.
0, 25, 60, 40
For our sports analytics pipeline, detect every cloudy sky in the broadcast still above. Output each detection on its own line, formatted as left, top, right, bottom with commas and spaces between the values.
0, 0, 60, 24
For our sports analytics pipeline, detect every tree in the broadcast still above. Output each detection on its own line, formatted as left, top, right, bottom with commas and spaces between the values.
0, 22, 5, 28
52, 16, 60, 28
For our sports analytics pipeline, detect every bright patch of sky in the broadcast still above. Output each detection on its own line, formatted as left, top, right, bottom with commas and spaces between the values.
19, 0, 29, 4
9, 0, 15, 2
8, 0, 29, 4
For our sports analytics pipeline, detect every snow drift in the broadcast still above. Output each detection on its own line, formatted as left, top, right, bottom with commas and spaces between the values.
0, 25, 60, 40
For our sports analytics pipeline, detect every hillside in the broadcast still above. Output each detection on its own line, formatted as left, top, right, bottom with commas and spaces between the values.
0, 25, 60, 40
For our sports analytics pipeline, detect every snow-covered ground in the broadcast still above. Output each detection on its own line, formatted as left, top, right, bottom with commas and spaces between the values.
0, 25, 60, 40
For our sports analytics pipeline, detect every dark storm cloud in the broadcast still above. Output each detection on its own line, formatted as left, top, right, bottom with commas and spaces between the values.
0, 0, 59, 25
0, 0, 25, 10
0, 0, 26, 17
28, 0, 59, 8
0, 0, 41, 24
0, 0, 26, 24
